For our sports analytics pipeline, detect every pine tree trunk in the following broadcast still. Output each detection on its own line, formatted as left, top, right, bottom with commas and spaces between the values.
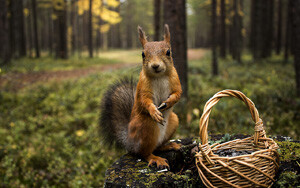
108, 27, 112, 48
70, 0, 76, 56
126, 1, 133, 48
31, 0, 40, 57
291, 0, 300, 97
265, 0, 274, 57
115, 0, 121, 48
96, 30, 100, 54
239, 0, 244, 53
54, 1, 67, 59
88, 0, 93, 57
48, 9, 53, 56
229, 1, 234, 58
211, 0, 218, 76
41, 11, 47, 51
17, 0, 26, 57
154, 0, 161, 41
0, 0, 10, 64
251, 0, 270, 60
261, 0, 269, 58
284, 0, 292, 62
27, 0, 33, 57
163, 0, 188, 98
249, 0, 255, 52
220, 0, 226, 58
77, 13, 83, 58
9, 0, 15, 58
232, 0, 242, 63
115, 24, 121, 48
276, 0, 282, 55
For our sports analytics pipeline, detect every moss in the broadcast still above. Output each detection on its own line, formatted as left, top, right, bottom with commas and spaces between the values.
105, 154, 199, 187
104, 140, 203, 187
275, 171, 300, 188
277, 141, 300, 161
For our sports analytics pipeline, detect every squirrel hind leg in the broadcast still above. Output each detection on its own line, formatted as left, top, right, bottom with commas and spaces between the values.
155, 112, 181, 151
161, 112, 179, 143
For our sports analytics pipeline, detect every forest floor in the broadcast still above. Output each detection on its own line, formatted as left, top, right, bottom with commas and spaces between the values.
0, 50, 298, 187
0, 49, 207, 91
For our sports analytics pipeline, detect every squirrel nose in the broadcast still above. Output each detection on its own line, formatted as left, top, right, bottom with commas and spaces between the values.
152, 64, 160, 70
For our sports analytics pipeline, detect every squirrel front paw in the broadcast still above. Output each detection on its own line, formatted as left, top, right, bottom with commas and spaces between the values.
149, 105, 164, 124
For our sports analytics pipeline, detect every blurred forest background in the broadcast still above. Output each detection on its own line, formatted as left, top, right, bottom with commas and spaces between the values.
0, 0, 300, 186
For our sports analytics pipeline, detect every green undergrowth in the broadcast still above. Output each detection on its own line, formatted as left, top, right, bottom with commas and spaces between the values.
0, 51, 299, 186
0, 56, 119, 73
275, 171, 300, 188
185, 53, 299, 139
0, 67, 139, 187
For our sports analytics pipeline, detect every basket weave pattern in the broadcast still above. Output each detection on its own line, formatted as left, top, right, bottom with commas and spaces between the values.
195, 90, 279, 188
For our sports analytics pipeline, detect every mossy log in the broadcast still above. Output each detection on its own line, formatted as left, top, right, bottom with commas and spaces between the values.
104, 135, 299, 188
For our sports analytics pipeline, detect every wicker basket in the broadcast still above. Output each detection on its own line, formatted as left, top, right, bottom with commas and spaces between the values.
195, 90, 279, 188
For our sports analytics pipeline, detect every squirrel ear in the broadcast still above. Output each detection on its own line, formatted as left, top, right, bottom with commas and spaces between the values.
137, 26, 148, 48
164, 24, 171, 45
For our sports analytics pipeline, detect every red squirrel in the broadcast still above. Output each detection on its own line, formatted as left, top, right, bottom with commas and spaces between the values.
100, 24, 182, 169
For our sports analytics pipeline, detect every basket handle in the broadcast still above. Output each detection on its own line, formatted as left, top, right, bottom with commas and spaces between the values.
199, 90, 266, 145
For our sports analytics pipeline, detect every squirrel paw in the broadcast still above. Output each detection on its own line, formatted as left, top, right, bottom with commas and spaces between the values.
147, 155, 169, 170
149, 106, 164, 124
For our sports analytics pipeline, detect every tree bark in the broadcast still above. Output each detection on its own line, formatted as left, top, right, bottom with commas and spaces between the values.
9, 0, 15, 58
0, 0, 10, 64
70, 0, 76, 55
88, 0, 93, 58
276, 0, 282, 55
54, 1, 67, 59
31, 0, 40, 57
154, 0, 161, 41
17, 0, 26, 57
111, 0, 121, 48
163, 0, 188, 98
77, 13, 83, 58
232, 0, 242, 63
211, 0, 218, 76
291, 0, 300, 97
27, 0, 33, 57
48, 9, 53, 56
284, 0, 292, 62
251, 0, 271, 59
126, 1, 133, 48
220, 0, 226, 58
265, 0, 274, 57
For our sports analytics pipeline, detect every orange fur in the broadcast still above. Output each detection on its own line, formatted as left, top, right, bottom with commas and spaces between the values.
128, 25, 182, 169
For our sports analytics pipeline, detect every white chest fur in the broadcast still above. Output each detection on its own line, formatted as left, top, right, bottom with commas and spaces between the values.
151, 77, 171, 147
152, 77, 170, 106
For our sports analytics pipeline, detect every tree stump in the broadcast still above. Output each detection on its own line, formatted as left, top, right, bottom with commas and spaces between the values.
104, 135, 299, 187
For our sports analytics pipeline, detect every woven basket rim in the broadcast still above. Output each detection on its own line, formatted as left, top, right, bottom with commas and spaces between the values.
205, 136, 279, 159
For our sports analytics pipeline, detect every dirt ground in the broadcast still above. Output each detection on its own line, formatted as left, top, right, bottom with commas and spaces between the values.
0, 64, 133, 91
0, 49, 207, 91
187, 48, 207, 60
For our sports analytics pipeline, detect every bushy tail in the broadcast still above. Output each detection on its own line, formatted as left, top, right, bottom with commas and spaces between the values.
99, 77, 136, 148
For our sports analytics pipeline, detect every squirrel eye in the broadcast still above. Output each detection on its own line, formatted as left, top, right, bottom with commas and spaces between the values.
142, 52, 145, 58
166, 49, 170, 56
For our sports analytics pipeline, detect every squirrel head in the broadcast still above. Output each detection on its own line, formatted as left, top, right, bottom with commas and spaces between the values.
138, 24, 173, 78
